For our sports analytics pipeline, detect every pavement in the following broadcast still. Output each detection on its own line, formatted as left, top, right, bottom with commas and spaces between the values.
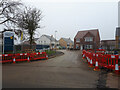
2, 50, 120, 88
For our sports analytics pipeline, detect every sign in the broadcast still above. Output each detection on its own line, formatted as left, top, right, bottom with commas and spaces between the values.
3, 31, 14, 53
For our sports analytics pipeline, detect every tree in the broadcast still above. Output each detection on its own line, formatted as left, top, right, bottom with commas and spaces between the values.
16, 7, 42, 45
0, 0, 22, 26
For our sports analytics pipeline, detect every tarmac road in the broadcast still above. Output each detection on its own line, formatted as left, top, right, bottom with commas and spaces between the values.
2, 50, 103, 88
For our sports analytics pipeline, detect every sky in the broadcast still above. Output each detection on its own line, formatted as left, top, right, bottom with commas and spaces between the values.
2, 0, 119, 41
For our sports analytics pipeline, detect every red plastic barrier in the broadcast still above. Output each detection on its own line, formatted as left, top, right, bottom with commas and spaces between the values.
1, 52, 48, 63
2, 54, 13, 63
15, 53, 29, 62
31, 52, 47, 60
82, 50, 120, 74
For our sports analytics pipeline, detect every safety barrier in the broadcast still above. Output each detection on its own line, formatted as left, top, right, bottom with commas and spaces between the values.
1, 52, 48, 63
82, 50, 120, 74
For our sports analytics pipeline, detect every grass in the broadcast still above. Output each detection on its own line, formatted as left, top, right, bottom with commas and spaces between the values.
45, 50, 56, 55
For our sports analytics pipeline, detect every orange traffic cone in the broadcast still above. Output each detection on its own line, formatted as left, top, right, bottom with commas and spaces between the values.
89, 59, 94, 67
83, 54, 85, 59
94, 58, 100, 71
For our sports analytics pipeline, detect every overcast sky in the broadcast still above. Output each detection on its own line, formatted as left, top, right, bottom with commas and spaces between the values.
3, 0, 119, 41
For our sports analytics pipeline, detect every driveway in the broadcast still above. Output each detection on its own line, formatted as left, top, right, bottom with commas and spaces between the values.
2, 50, 102, 88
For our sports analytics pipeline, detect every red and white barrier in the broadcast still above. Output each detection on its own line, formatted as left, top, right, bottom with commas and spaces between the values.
0, 52, 48, 63
82, 50, 120, 74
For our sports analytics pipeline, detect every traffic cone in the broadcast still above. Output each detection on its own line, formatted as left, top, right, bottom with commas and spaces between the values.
13, 57, 16, 63
46, 55, 48, 59
88, 57, 90, 65
83, 54, 85, 59
27, 57, 30, 62
94, 58, 100, 71
89, 59, 94, 67
86, 57, 88, 63
115, 59, 119, 74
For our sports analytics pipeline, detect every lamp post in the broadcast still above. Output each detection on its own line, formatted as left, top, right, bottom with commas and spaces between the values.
55, 30, 57, 52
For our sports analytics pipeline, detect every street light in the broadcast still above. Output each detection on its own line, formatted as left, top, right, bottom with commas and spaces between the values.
55, 30, 57, 52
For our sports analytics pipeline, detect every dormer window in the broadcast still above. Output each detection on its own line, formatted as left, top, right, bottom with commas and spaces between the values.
85, 37, 93, 42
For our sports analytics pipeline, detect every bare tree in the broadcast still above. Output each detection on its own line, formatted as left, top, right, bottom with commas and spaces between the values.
0, 0, 22, 26
16, 7, 42, 45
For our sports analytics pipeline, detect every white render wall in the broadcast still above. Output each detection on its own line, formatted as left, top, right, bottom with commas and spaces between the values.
36, 35, 51, 45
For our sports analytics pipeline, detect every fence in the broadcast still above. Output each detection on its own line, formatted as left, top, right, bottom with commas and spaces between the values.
1, 52, 48, 63
2, 44, 50, 54
82, 50, 120, 74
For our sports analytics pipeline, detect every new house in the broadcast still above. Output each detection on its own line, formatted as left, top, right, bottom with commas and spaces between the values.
101, 40, 115, 50
35, 34, 59, 49
59, 38, 74, 49
74, 29, 100, 50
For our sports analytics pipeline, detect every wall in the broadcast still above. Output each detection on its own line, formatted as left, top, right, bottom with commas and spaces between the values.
59, 38, 67, 48
36, 35, 50, 45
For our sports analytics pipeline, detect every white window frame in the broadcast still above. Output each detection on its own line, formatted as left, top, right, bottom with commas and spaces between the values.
76, 38, 80, 42
85, 37, 93, 42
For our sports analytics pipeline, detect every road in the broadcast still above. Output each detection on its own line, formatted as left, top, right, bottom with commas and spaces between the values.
2, 50, 119, 88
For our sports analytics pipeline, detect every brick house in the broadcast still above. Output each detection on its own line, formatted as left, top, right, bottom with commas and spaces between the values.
59, 38, 74, 49
101, 40, 115, 50
74, 29, 100, 50
116, 27, 120, 49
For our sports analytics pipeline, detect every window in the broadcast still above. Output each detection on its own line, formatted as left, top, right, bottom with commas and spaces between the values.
86, 45, 93, 49
76, 38, 80, 42
85, 37, 93, 42
67, 43, 70, 46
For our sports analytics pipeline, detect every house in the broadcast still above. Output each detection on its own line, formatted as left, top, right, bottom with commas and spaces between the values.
59, 38, 74, 49
74, 29, 100, 50
115, 27, 120, 49
35, 34, 59, 49
0, 34, 2, 45
101, 40, 115, 50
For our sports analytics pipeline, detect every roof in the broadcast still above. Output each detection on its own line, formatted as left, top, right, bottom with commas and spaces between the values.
43, 35, 58, 42
101, 39, 115, 42
101, 39, 116, 45
34, 38, 39, 41
21, 40, 36, 45
61, 38, 74, 44
116, 27, 120, 36
75, 29, 99, 39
